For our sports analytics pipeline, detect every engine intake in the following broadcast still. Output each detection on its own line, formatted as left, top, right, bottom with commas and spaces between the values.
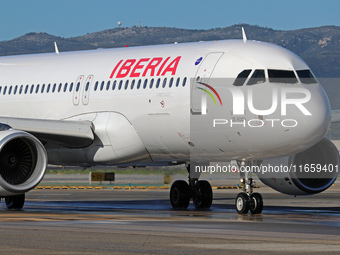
257, 138, 339, 195
0, 130, 47, 195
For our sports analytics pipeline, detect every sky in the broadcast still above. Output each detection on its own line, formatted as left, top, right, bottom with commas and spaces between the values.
0, 0, 339, 41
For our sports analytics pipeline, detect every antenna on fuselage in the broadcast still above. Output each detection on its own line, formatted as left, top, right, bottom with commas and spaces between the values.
54, 42, 60, 55
242, 27, 247, 43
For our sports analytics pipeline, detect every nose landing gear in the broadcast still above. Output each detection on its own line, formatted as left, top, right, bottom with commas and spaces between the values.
234, 160, 263, 214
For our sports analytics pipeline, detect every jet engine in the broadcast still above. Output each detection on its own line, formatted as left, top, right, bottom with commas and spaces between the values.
0, 129, 47, 196
257, 138, 339, 195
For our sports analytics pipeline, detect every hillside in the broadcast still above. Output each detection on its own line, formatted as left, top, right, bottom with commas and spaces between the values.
0, 24, 339, 78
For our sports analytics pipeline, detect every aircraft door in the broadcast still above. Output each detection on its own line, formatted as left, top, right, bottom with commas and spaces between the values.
73, 75, 84, 106
191, 52, 224, 113
82, 75, 94, 105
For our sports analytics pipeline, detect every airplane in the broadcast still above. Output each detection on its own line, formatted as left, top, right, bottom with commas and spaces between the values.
0, 29, 338, 214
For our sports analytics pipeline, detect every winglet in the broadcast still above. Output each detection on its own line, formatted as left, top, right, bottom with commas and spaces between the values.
54, 42, 60, 55
242, 27, 247, 43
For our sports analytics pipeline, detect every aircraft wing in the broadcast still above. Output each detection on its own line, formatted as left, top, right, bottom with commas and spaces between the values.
0, 116, 94, 148
331, 110, 340, 123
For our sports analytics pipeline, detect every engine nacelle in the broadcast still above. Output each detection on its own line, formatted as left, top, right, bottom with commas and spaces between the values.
0, 129, 47, 196
257, 138, 339, 195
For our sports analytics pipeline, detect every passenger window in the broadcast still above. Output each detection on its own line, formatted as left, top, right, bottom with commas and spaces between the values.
143, 79, 148, 89
297, 70, 317, 84
14, 85, 18, 95
94, 81, 98, 91
233, 69, 252, 86
149, 79, 154, 89
162, 78, 167, 88
137, 79, 141, 89
100, 81, 104, 91
85, 82, 90, 91
9, 86, 12, 95
112, 81, 116, 90
25, 85, 29, 94
52, 83, 56, 93
58, 83, 62, 92
169, 78, 174, 88
19, 85, 23, 94
0, 87, 2, 94
176, 77, 180, 87
156, 78, 161, 88
119, 80, 123, 90
131, 80, 135, 89
247, 70, 266, 85
75, 82, 80, 92
69, 83, 74, 92
64, 83, 68, 92
36, 84, 40, 93
106, 81, 111, 90
30, 85, 34, 94
182, 77, 187, 87
3, 86, 7, 95
41, 84, 45, 93
47, 84, 51, 93
268, 69, 297, 84
125, 80, 129, 90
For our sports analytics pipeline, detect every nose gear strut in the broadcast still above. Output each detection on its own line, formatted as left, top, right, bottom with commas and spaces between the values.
232, 160, 263, 214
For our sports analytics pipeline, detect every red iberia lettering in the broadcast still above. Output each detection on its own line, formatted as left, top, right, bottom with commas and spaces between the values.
131, 58, 150, 77
109, 60, 123, 79
142, 57, 163, 77
116, 59, 136, 78
109, 56, 181, 79
161, 56, 181, 76
156, 57, 170, 76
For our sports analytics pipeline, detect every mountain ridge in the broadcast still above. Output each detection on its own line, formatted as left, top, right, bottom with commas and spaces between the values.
0, 24, 339, 78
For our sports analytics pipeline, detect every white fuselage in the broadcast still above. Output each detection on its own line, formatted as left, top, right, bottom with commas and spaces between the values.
0, 40, 331, 166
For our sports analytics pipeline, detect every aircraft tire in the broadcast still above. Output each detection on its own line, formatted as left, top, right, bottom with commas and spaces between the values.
5, 194, 25, 210
193, 180, 213, 209
170, 180, 190, 209
235, 192, 249, 214
249, 192, 263, 214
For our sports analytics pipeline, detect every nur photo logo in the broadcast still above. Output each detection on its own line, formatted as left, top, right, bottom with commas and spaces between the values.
196, 82, 223, 115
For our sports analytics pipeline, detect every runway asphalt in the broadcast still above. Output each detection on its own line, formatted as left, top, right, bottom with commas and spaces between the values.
0, 177, 339, 255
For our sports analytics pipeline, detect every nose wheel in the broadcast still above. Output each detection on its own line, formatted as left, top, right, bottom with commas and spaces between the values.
235, 192, 263, 214
235, 193, 250, 214
233, 160, 264, 214
249, 192, 263, 214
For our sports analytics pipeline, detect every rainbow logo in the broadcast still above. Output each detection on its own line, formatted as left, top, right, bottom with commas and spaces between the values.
197, 82, 223, 106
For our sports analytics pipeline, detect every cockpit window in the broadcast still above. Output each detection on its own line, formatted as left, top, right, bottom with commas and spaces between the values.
247, 70, 266, 85
233, 69, 251, 86
268, 69, 297, 84
297, 70, 317, 84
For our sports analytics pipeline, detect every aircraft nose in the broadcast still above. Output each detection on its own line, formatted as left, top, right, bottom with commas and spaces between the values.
295, 84, 331, 144
254, 83, 332, 157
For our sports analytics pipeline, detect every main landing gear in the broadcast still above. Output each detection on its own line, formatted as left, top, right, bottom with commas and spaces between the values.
234, 160, 263, 214
1, 194, 25, 210
170, 164, 213, 209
